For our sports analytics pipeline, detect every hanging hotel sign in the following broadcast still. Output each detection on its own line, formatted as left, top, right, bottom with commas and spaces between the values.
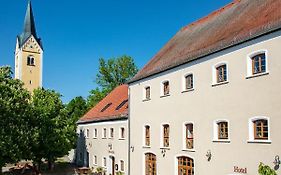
108, 143, 115, 154
233, 166, 247, 174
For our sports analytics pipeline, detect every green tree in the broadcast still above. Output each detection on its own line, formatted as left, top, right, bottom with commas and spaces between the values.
66, 96, 87, 122
0, 66, 32, 168
87, 55, 138, 108
258, 162, 277, 175
30, 88, 77, 170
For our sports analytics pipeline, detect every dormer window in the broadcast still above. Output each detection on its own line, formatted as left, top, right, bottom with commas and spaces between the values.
27, 56, 35, 66
100, 103, 112, 112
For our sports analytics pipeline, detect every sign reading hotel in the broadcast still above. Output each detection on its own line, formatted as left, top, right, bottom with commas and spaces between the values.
233, 166, 247, 174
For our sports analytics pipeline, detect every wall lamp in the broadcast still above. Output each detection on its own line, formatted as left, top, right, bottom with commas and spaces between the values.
273, 155, 280, 170
161, 149, 166, 157
206, 150, 212, 161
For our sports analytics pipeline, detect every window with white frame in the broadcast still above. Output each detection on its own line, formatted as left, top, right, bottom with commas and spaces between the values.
93, 128, 97, 138
177, 156, 194, 175
85, 129, 90, 138
103, 157, 107, 167
144, 86, 151, 100
184, 74, 194, 90
249, 117, 270, 142
103, 128, 107, 138
144, 125, 150, 146
94, 155, 97, 165
120, 160, 125, 172
162, 124, 170, 147
213, 62, 228, 85
213, 120, 230, 141
120, 127, 125, 139
247, 51, 268, 77
161, 81, 170, 96
185, 123, 194, 149
110, 128, 114, 139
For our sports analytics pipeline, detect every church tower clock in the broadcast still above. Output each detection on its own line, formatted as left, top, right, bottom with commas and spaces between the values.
15, 0, 43, 92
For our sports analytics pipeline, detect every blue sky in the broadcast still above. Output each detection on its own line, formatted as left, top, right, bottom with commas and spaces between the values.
0, 0, 232, 103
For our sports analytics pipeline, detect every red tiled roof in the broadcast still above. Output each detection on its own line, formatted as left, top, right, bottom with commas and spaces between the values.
129, 0, 281, 83
79, 84, 128, 123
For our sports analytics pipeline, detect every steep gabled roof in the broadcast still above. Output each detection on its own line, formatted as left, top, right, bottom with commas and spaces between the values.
78, 84, 128, 124
18, 0, 43, 48
129, 0, 281, 83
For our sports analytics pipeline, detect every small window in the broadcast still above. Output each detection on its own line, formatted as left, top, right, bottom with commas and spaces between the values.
145, 86, 151, 100
27, 56, 35, 66
145, 125, 150, 146
103, 157, 107, 167
218, 122, 228, 139
163, 124, 170, 147
120, 127, 125, 139
94, 128, 97, 138
254, 119, 268, 140
116, 100, 128, 110
162, 81, 170, 96
29, 80, 32, 85
252, 53, 266, 75
94, 155, 97, 165
120, 160, 125, 172
216, 64, 227, 83
86, 129, 89, 138
185, 74, 193, 90
100, 103, 112, 112
185, 124, 194, 149
103, 128, 107, 138
110, 128, 114, 138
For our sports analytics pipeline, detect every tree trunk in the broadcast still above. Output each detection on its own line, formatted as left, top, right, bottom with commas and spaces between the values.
48, 160, 55, 171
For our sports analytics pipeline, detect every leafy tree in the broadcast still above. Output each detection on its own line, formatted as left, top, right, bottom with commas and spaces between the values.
258, 162, 277, 175
66, 96, 87, 122
0, 66, 32, 169
30, 88, 77, 170
87, 55, 138, 108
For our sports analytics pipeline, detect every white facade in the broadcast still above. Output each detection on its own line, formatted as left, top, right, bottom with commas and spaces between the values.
77, 119, 128, 175
128, 30, 281, 174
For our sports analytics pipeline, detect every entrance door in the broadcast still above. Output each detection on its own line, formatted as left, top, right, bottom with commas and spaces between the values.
109, 156, 115, 175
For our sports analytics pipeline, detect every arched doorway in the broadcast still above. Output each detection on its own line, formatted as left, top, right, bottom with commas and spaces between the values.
145, 153, 156, 175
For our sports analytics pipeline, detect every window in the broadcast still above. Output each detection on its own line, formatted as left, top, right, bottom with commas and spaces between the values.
86, 129, 89, 138
252, 53, 266, 75
110, 128, 114, 138
120, 160, 125, 172
218, 122, 228, 139
27, 56, 35, 66
145, 125, 150, 146
103, 157, 107, 167
120, 127, 125, 139
185, 124, 194, 149
254, 119, 268, 140
162, 81, 170, 96
29, 80, 32, 85
145, 86, 151, 100
94, 128, 97, 138
216, 64, 227, 83
145, 153, 156, 175
94, 155, 97, 165
185, 74, 193, 90
178, 156, 194, 175
248, 117, 270, 143
213, 120, 230, 142
100, 103, 112, 112
163, 124, 169, 147
103, 128, 107, 138
116, 100, 128, 110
